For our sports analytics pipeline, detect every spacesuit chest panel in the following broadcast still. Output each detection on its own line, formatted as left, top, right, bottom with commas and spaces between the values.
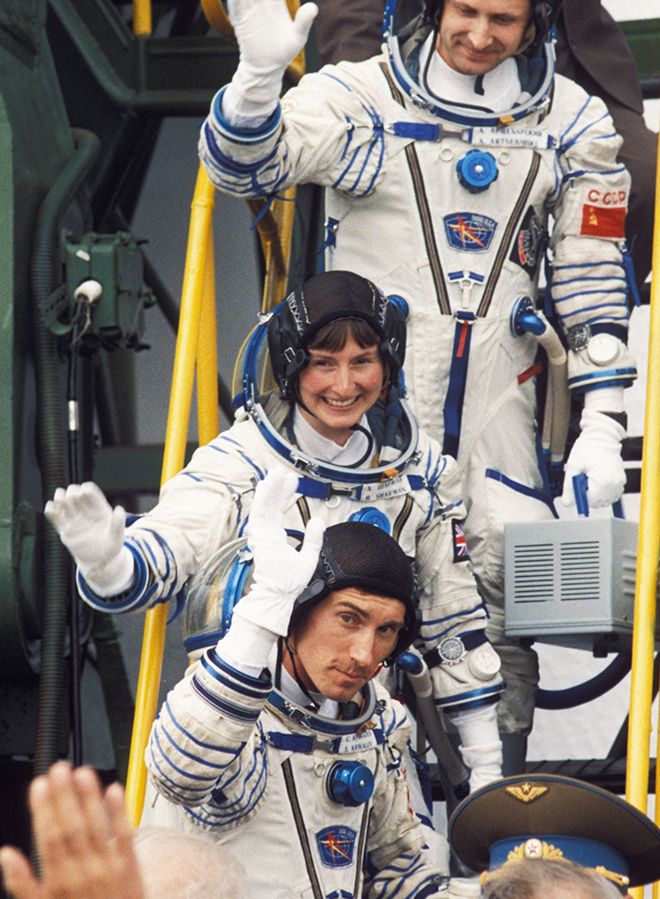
222, 706, 376, 899
325, 69, 556, 327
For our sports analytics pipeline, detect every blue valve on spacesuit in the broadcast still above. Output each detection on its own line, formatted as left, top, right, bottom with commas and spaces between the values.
456, 150, 499, 193
348, 508, 391, 533
327, 761, 375, 807
510, 296, 546, 337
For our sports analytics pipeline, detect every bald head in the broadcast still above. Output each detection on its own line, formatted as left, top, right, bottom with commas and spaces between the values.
480, 859, 625, 899
134, 827, 246, 899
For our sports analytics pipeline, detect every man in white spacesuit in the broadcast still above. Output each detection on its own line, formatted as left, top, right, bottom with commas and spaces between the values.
144, 466, 450, 898
46, 270, 504, 798
197, 0, 637, 767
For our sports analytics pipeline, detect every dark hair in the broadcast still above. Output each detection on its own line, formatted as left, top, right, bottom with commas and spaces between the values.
289, 521, 419, 664
305, 318, 390, 389
306, 317, 381, 353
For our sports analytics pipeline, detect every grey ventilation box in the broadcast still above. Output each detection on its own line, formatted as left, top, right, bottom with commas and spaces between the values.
504, 518, 658, 652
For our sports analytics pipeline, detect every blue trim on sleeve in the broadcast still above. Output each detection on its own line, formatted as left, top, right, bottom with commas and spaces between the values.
76, 543, 149, 613
210, 87, 282, 144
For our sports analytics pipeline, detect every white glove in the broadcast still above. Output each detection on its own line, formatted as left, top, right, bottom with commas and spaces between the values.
561, 387, 626, 510
223, 0, 318, 126
44, 482, 135, 597
450, 704, 502, 792
233, 466, 326, 637
446, 876, 481, 898
444, 875, 481, 899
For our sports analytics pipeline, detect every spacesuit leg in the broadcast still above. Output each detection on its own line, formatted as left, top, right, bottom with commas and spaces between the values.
462, 456, 552, 768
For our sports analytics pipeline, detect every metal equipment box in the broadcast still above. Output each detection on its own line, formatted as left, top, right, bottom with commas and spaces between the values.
504, 518, 659, 653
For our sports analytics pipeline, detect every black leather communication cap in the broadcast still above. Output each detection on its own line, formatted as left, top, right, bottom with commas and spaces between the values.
291, 520, 418, 663
267, 270, 407, 400
449, 773, 660, 889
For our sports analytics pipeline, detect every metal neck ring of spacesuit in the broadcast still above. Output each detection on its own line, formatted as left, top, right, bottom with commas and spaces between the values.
383, 0, 558, 128
235, 306, 421, 486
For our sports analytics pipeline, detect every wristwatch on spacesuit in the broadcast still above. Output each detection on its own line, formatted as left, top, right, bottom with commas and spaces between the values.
566, 322, 626, 366
424, 632, 486, 667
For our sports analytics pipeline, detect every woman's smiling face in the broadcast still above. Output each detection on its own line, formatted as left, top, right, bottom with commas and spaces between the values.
296, 334, 385, 445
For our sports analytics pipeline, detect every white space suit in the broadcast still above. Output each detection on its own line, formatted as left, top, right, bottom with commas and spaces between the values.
78, 390, 502, 715
145, 645, 448, 898
198, 26, 636, 734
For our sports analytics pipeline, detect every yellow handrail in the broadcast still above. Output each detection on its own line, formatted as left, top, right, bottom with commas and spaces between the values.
625, 130, 660, 899
197, 228, 220, 444
124, 0, 306, 828
132, 0, 152, 36
125, 167, 216, 826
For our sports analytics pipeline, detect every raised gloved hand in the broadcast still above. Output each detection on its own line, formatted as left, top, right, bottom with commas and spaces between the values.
561, 387, 626, 510
223, 0, 318, 125
44, 482, 135, 597
233, 466, 326, 637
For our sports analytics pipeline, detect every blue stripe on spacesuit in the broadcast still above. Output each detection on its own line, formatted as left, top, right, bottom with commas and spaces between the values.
442, 313, 475, 459
200, 656, 271, 701
332, 104, 384, 195
553, 286, 626, 304
199, 662, 271, 703
205, 650, 271, 690
75, 544, 150, 612
151, 728, 220, 787
181, 471, 202, 483
558, 302, 628, 321
162, 700, 244, 756
558, 97, 600, 143
485, 469, 556, 512
210, 87, 282, 145
209, 438, 267, 481
203, 124, 280, 178
158, 715, 240, 772
558, 164, 626, 181
191, 677, 262, 723
193, 749, 268, 825
179, 760, 267, 826
140, 528, 177, 587
366, 851, 445, 897
434, 682, 504, 709
553, 260, 626, 273
419, 609, 487, 643
552, 274, 626, 288
339, 115, 355, 163
569, 368, 637, 390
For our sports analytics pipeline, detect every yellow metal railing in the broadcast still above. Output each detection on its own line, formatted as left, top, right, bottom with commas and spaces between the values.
132, 0, 152, 36
125, 167, 217, 825
626, 132, 660, 899
124, 0, 302, 826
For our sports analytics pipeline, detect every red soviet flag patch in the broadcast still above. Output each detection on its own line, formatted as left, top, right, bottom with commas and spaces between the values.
580, 203, 626, 239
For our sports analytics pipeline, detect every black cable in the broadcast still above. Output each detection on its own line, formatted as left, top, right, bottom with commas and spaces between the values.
66, 308, 87, 766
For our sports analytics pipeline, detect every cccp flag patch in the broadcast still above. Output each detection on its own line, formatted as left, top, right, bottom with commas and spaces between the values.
579, 203, 626, 239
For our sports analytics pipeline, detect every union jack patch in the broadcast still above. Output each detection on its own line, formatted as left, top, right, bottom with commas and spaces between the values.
444, 212, 497, 252
316, 826, 357, 868
452, 520, 470, 562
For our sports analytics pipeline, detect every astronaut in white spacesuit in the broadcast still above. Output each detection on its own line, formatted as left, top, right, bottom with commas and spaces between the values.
46, 269, 504, 795
143, 466, 453, 898
140, 468, 456, 897
197, 0, 637, 764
